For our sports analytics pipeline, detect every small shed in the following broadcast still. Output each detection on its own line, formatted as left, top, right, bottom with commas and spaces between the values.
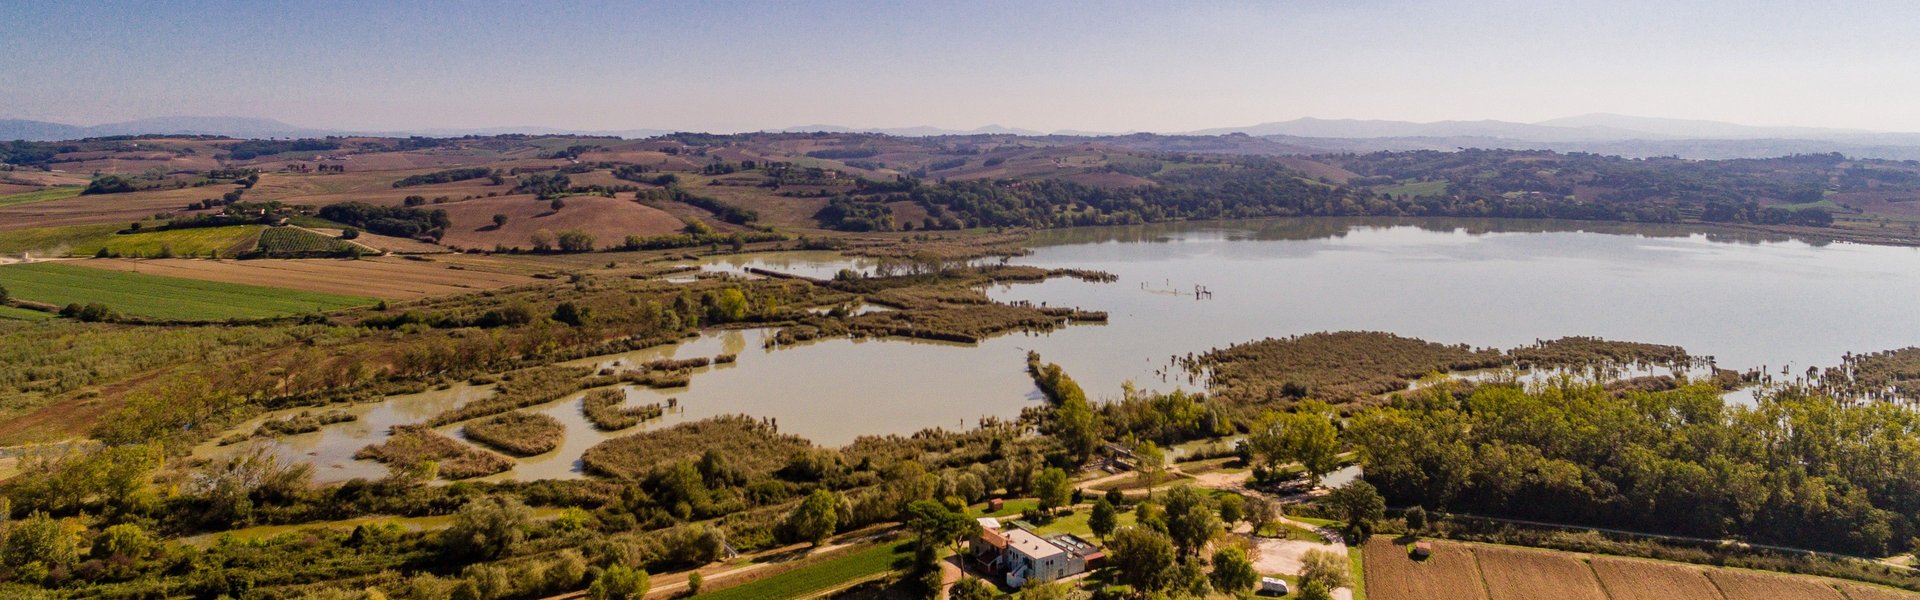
1411, 541, 1433, 559
987, 498, 1004, 512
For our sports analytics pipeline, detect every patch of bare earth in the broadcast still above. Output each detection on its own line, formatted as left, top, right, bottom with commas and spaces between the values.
436, 194, 685, 251
1361, 537, 1489, 600
1707, 568, 1845, 600
1471, 544, 1607, 600
1589, 556, 1724, 600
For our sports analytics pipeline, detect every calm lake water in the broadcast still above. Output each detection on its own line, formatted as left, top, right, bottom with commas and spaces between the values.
206, 218, 1920, 482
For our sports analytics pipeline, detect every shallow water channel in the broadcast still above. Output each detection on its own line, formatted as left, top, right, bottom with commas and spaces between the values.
204, 218, 1920, 482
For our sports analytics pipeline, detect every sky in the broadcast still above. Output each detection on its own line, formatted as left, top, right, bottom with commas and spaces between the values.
4, 0, 1919, 133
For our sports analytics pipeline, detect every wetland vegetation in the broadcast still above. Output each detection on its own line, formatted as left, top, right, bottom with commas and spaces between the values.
7, 133, 1920, 599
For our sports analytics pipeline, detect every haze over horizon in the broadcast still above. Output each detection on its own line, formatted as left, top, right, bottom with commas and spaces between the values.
5, 1, 1919, 134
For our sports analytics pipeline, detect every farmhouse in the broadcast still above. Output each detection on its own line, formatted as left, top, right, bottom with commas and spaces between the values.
967, 521, 1104, 588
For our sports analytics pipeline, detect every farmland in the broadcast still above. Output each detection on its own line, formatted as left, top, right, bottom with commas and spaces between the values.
252, 226, 363, 256
1708, 569, 1848, 600
432, 193, 686, 251
78, 256, 535, 299
696, 541, 912, 600
0, 185, 83, 207
72, 224, 265, 258
0, 305, 51, 321
0, 223, 123, 256
1588, 556, 1726, 600
1361, 537, 1489, 600
1364, 539, 1917, 600
0, 261, 376, 320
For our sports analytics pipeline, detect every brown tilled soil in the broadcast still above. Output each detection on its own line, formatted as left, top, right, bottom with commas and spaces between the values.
435, 194, 685, 251
1362, 538, 1489, 600
1589, 556, 1724, 600
1472, 545, 1608, 600
0, 185, 228, 231
76, 256, 534, 300
1838, 583, 1920, 600
1708, 569, 1846, 600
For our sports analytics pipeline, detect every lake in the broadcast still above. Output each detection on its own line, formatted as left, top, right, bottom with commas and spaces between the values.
205, 218, 1920, 482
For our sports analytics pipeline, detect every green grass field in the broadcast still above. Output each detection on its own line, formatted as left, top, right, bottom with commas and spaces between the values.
699, 541, 912, 600
0, 305, 53, 321
0, 223, 125, 256
1029, 506, 1137, 539
76, 225, 265, 258
0, 186, 85, 208
0, 262, 376, 320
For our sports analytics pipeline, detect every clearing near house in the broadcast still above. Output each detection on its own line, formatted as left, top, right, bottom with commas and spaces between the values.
0, 261, 376, 320
77, 256, 534, 299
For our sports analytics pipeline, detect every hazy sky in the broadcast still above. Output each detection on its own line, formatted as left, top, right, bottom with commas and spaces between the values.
4, 0, 1918, 133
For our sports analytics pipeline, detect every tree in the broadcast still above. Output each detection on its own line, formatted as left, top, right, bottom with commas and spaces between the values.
1135, 441, 1166, 497
1299, 579, 1335, 600
1107, 526, 1176, 592
1090, 498, 1119, 541
1246, 495, 1279, 537
492, 213, 509, 228
1034, 467, 1072, 516
340, 227, 360, 240
531, 229, 555, 252
588, 565, 649, 600
91, 523, 151, 560
686, 571, 703, 595
1217, 493, 1246, 526
1163, 486, 1221, 557
1405, 505, 1428, 532
1253, 404, 1342, 486
1299, 548, 1350, 590
0, 283, 8, 303
787, 489, 841, 547
2, 512, 79, 568
550, 198, 567, 211
950, 577, 994, 600
905, 499, 981, 555
1210, 545, 1259, 595
552, 302, 589, 326
547, 549, 589, 593
1328, 480, 1386, 539
557, 229, 595, 252
442, 496, 533, 560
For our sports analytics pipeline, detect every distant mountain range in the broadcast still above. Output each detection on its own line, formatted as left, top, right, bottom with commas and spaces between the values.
8, 113, 1920, 160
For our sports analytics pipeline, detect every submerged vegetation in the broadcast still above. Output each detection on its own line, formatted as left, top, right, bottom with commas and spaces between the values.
354, 424, 515, 480
579, 415, 810, 480
462, 411, 566, 456
1195, 331, 1506, 404
581, 388, 662, 431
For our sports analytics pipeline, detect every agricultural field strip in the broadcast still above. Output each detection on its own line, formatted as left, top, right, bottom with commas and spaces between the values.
1368, 539, 1909, 600
0, 261, 375, 320
74, 257, 533, 300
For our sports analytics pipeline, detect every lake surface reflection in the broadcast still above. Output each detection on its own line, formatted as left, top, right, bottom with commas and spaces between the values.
217, 218, 1920, 482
